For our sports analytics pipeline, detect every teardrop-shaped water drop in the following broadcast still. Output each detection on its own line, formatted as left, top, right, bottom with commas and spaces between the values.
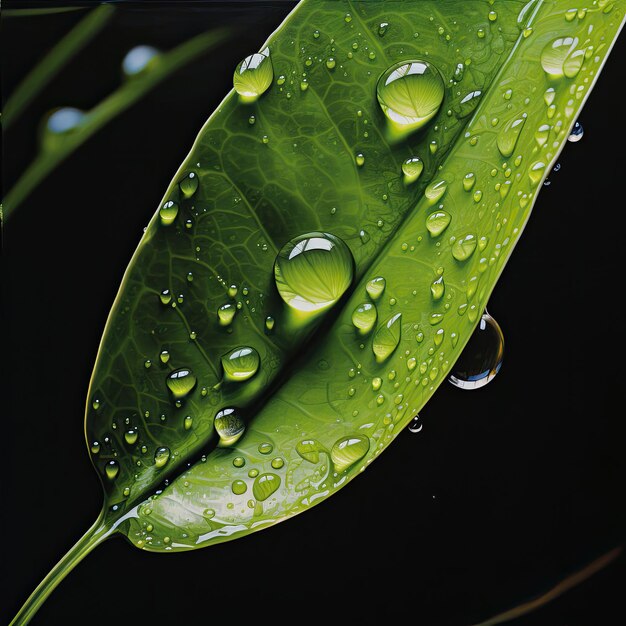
218, 303, 236, 326
105, 460, 119, 480
331, 435, 370, 472
42, 107, 86, 150
179, 172, 199, 198
452, 234, 477, 261
154, 446, 171, 468
214, 407, 245, 446
372, 313, 402, 363
402, 156, 423, 184
274, 232, 354, 317
540, 36, 583, 78
351, 302, 378, 335
296, 439, 325, 464
233, 47, 273, 101
366, 276, 386, 300
124, 428, 138, 445
568, 120, 584, 142
424, 179, 448, 205
449, 311, 504, 390
376, 60, 444, 135
378, 21, 389, 37
166, 368, 197, 399
431, 276, 445, 300
122, 45, 160, 78
426, 211, 451, 237
221, 346, 260, 382
497, 115, 527, 157
252, 473, 281, 501
159, 201, 178, 226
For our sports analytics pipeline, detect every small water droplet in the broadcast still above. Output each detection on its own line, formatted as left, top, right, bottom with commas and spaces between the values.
351, 302, 378, 335
568, 120, 584, 142
258, 442, 273, 455
91, 441, 100, 454
452, 234, 477, 261
366, 276, 386, 300
425, 179, 448, 204
449, 311, 504, 390
105, 460, 119, 480
402, 156, 423, 184
431, 276, 445, 300
331, 435, 370, 472
372, 313, 402, 363
159, 201, 178, 226
253, 473, 281, 501
528, 161, 546, 187
166, 368, 197, 399
233, 47, 273, 101
326, 57, 336, 70
377, 60, 444, 135
463, 173, 476, 191
497, 115, 527, 157
124, 428, 138, 445
453, 62, 464, 81
179, 171, 198, 198
221, 346, 260, 382
426, 210, 451, 237
183, 415, 193, 431
215, 408, 245, 446
300, 79, 309, 92
271, 457, 284, 470
159, 289, 172, 305
488, 10, 497, 21
378, 22, 389, 36
408, 415, 423, 433
218, 303, 236, 326
154, 446, 170, 468
274, 232, 354, 317
122, 45, 160, 77
355, 152, 365, 167
159, 350, 170, 364
42, 107, 85, 149
232, 480, 247, 495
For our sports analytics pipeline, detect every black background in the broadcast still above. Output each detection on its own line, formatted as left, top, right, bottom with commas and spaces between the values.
2, 2, 625, 625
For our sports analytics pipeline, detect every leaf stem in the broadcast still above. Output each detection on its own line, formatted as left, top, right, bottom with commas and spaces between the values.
3, 5, 115, 129
9, 511, 114, 626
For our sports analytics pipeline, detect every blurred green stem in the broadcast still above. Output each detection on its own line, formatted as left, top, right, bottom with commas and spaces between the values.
3, 27, 231, 221
3, 5, 115, 129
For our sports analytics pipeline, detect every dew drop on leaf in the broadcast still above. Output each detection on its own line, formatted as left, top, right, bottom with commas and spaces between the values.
159, 201, 179, 226
376, 60, 444, 134
351, 302, 378, 335
105, 460, 119, 480
218, 303, 236, 326
274, 232, 354, 317
179, 171, 199, 198
154, 446, 171, 468
426, 210, 451, 237
221, 346, 260, 382
330, 435, 370, 472
166, 368, 197, 399
568, 120, 584, 142
252, 473, 281, 501
402, 156, 423, 184
233, 47, 273, 101
372, 313, 402, 363
540, 36, 584, 78
122, 45, 160, 77
452, 234, 477, 261
214, 408, 245, 446
365, 276, 386, 300
449, 311, 504, 390
497, 114, 527, 157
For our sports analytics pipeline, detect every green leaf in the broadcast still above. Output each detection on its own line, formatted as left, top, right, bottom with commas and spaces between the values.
10, 0, 625, 623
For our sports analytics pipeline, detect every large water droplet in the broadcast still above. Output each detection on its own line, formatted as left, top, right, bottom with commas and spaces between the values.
233, 47, 273, 101
352, 302, 377, 335
253, 473, 281, 501
452, 234, 477, 261
124, 428, 138, 445
366, 276, 386, 300
372, 313, 402, 363
426, 210, 451, 237
540, 36, 584, 78
402, 157, 423, 184
274, 232, 353, 316
154, 446, 171, 468
179, 172, 199, 198
376, 60, 444, 135
568, 120, 584, 142
296, 439, 325, 463
449, 312, 503, 389
221, 346, 260, 382
218, 303, 236, 326
424, 179, 448, 204
166, 368, 197, 399
331, 435, 370, 472
159, 201, 179, 226
122, 45, 160, 77
214, 408, 245, 446
497, 115, 527, 157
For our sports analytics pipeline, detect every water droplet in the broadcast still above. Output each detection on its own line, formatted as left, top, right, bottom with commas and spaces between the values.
105, 460, 119, 480
159, 289, 172, 305
568, 120, 584, 142
233, 456, 245, 468
258, 442, 273, 455
274, 232, 354, 316
265, 316, 275, 332
376, 60, 444, 134
159, 201, 178, 226
300, 79, 309, 92
221, 346, 260, 382
42, 107, 85, 149
463, 173, 476, 191
248, 114, 256, 125
214, 408, 245, 446
426, 210, 451, 237
453, 62, 464, 81
184, 415, 193, 431
296, 439, 324, 463
154, 446, 170, 468
425, 179, 448, 204
378, 22, 389, 36
159, 350, 170, 364
331, 435, 370, 472
366, 276, 386, 300
477, 28, 485, 38
352, 302, 377, 335
541, 36, 584, 78
166, 368, 197, 399
488, 10, 497, 21
144, 359, 152, 369
371, 377, 382, 391
91, 441, 100, 454
326, 57, 336, 70
122, 45, 160, 77
402, 157, 423, 184
232, 480, 247, 495
408, 415, 423, 433
449, 311, 504, 390
452, 234, 477, 261
271, 457, 284, 469
345, 12, 352, 22
233, 47, 273, 101
431, 276, 445, 300
124, 428, 138, 445
497, 115, 527, 157
218, 303, 236, 326
528, 161, 546, 187
372, 313, 402, 363
253, 473, 281, 501
565, 8, 577, 21
355, 152, 366, 167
